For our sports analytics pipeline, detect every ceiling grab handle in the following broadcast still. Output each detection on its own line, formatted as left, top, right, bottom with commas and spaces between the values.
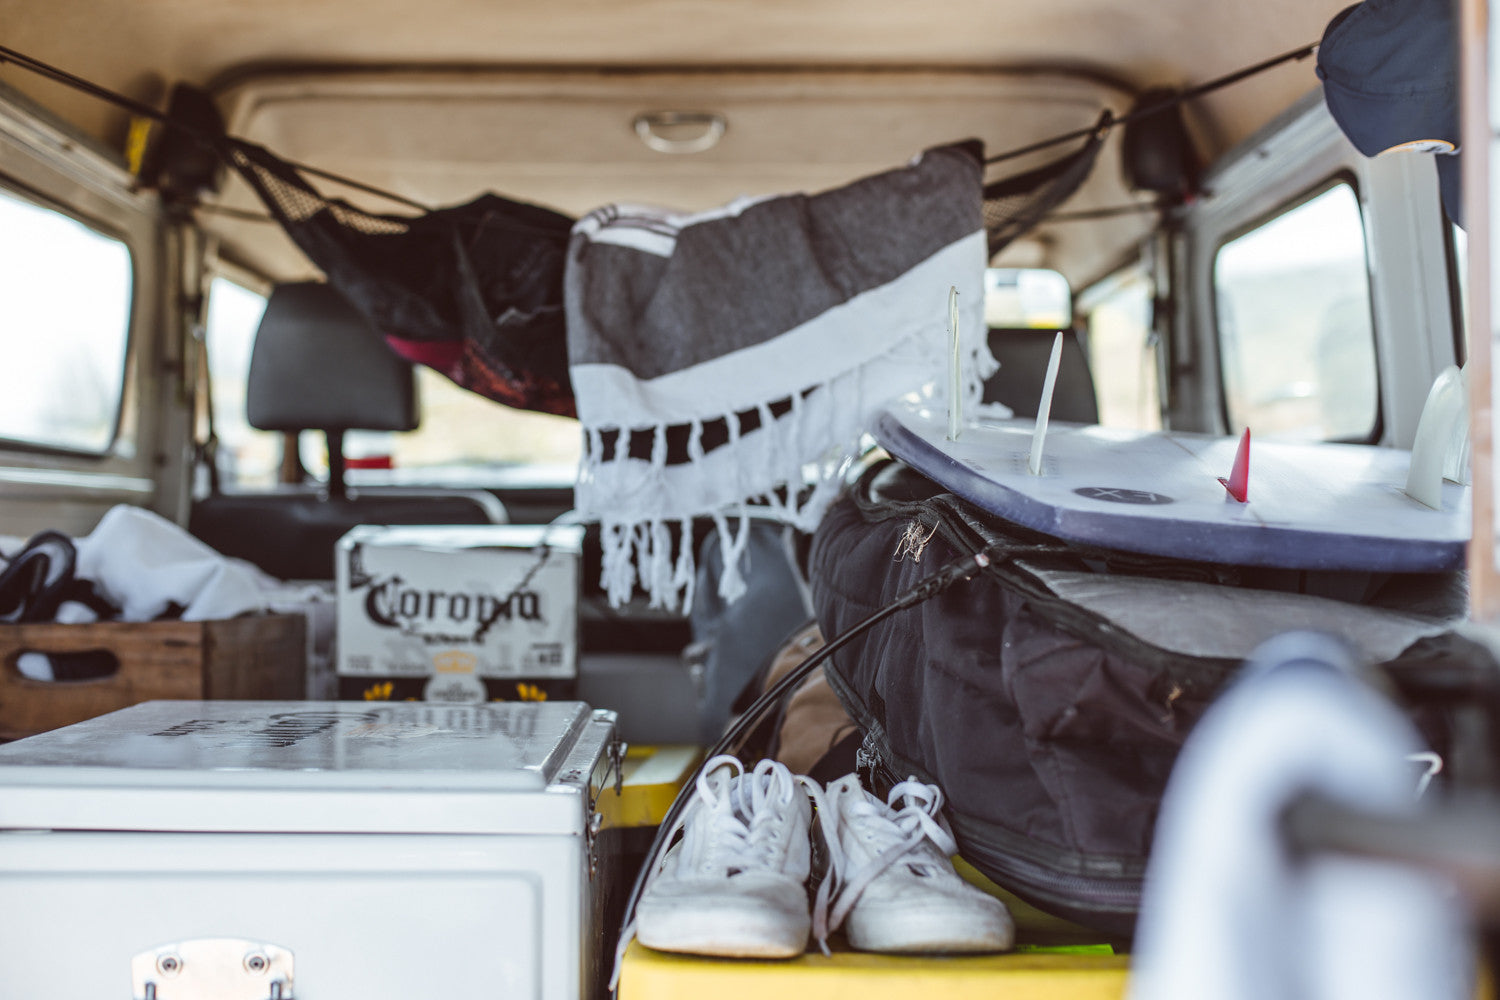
633, 111, 727, 154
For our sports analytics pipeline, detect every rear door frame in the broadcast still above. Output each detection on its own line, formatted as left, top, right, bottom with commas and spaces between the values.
0, 83, 189, 539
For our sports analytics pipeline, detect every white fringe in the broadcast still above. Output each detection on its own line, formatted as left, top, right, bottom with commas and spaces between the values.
578, 311, 996, 612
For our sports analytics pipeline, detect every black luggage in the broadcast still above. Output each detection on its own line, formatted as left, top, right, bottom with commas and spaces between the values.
809, 458, 1476, 936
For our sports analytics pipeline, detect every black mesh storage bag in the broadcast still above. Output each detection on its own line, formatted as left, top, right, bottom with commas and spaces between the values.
982, 112, 1111, 259
225, 141, 577, 417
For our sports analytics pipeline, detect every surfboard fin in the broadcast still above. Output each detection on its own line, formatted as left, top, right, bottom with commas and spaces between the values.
1405, 365, 1467, 509
1217, 428, 1250, 502
1027, 331, 1065, 476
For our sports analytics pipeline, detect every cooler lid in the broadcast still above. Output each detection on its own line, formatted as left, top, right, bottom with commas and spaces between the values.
0, 701, 615, 835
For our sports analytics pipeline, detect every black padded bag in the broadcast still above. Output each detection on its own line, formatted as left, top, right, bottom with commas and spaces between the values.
809, 459, 1475, 937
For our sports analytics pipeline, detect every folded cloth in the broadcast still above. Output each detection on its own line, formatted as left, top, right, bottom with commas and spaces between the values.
1129, 631, 1472, 1000
75, 505, 279, 622
565, 141, 995, 609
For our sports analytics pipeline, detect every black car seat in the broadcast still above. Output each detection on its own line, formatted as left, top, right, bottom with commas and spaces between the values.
982, 326, 1100, 423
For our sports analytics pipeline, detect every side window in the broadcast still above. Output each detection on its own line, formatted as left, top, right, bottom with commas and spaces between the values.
394, 369, 582, 474
0, 187, 133, 453
1082, 268, 1161, 430
1214, 183, 1378, 442
984, 268, 1070, 328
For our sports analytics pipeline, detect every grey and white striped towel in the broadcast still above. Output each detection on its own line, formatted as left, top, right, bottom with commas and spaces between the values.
565, 141, 994, 609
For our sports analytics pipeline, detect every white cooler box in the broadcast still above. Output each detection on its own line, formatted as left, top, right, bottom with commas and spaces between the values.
0, 699, 621, 1000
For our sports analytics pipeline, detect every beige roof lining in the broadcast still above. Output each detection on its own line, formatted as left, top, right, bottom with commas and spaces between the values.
204, 66, 1158, 284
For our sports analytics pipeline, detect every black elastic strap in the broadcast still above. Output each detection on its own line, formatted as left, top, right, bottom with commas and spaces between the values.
983, 41, 1319, 167
0, 40, 1315, 202
0, 43, 429, 211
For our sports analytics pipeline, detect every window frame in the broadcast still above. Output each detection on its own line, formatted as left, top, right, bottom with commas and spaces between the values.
1442, 219, 1468, 368
1208, 172, 1384, 445
0, 178, 139, 458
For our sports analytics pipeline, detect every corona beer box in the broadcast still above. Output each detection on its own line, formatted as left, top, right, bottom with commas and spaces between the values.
335, 523, 585, 703
0, 699, 622, 1000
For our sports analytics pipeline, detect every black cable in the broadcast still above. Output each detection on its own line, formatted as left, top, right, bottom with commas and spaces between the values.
612, 542, 999, 990
191, 202, 276, 223
3, 39, 1313, 202
0, 42, 431, 212
1046, 200, 1165, 222
0, 43, 165, 122
984, 40, 1318, 166
223, 138, 429, 211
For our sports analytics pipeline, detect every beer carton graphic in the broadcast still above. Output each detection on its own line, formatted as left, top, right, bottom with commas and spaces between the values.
335, 524, 584, 703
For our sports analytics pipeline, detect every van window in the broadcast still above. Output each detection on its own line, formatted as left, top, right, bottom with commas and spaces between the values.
206, 277, 583, 488
984, 268, 1071, 328
1213, 183, 1378, 442
332, 373, 583, 484
1082, 268, 1161, 430
0, 187, 133, 454
393, 370, 581, 477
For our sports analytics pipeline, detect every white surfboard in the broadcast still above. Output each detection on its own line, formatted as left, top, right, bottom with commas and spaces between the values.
875, 400, 1469, 572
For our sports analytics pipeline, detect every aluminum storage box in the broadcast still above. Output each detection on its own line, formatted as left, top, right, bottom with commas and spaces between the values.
0, 699, 621, 1000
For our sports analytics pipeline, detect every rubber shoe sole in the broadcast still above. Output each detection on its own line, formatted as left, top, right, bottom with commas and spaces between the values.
844, 896, 1014, 954
636, 894, 810, 958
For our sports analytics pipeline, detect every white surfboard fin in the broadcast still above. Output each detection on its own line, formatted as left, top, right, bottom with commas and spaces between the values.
1405, 364, 1468, 509
1028, 331, 1064, 476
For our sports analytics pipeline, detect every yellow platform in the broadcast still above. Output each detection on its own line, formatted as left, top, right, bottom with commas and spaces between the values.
598, 744, 703, 829
618, 855, 1130, 1000
608, 754, 1131, 999
618, 939, 1129, 1000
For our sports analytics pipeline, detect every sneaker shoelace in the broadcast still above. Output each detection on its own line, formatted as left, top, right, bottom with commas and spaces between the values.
809, 777, 958, 954
695, 755, 806, 875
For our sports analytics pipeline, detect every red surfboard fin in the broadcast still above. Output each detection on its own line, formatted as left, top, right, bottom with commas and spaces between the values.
1217, 428, 1250, 502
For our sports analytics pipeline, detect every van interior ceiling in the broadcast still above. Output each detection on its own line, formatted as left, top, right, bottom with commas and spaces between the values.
0, 0, 1344, 288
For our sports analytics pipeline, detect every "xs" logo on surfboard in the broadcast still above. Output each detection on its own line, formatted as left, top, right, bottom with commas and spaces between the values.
1074, 487, 1175, 505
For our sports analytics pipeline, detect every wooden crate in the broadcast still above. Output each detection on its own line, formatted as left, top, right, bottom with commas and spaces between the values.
0, 614, 307, 740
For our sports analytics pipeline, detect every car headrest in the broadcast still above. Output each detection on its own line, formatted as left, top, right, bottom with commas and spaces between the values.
246, 282, 419, 433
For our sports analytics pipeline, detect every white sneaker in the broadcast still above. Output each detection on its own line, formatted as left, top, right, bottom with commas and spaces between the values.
634, 755, 815, 958
814, 773, 1015, 954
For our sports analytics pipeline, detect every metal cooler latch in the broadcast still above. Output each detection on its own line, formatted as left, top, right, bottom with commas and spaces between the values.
608, 735, 627, 795
131, 939, 295, 999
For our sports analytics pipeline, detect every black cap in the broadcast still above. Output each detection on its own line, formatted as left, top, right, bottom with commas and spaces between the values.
1316, 0, 1462, 225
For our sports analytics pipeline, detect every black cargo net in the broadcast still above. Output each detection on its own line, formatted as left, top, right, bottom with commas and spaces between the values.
223, 140, 578, 417
982, 112, 1112, 259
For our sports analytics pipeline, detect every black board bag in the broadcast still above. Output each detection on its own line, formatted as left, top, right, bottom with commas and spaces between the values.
809, 459, 1484, 937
